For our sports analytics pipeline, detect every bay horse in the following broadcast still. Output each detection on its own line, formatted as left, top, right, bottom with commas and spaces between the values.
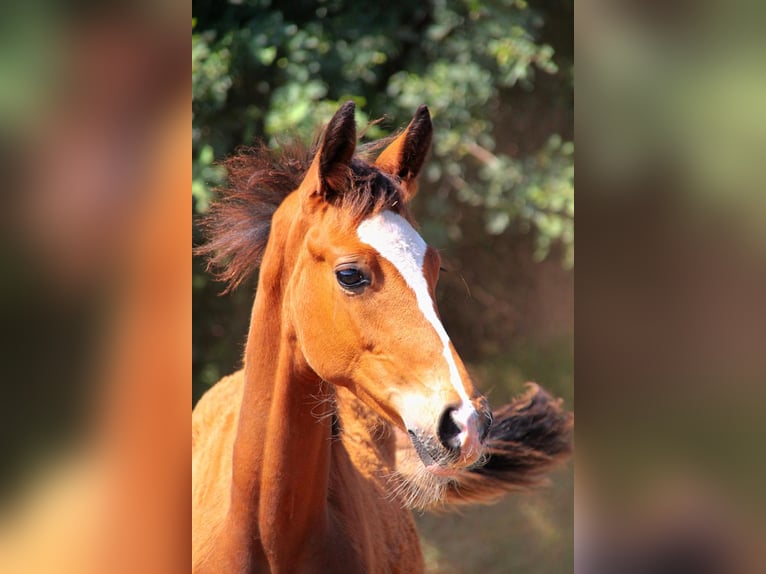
193, 101, 572, 573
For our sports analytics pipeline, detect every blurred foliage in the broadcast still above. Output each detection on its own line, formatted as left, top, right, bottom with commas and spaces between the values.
192, 0, 573, 402
580, 1, 766, 256
192, 0, 573, 255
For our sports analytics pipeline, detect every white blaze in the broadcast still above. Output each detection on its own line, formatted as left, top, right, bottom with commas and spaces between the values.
357, 210, 472, 407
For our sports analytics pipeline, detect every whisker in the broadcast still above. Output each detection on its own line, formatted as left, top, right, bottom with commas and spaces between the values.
305, 381, 339, 435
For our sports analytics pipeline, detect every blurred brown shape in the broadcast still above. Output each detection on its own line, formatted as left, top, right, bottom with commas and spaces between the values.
0, 5, 188, 574
577, 0, 766, 572
578, 477, 763, 574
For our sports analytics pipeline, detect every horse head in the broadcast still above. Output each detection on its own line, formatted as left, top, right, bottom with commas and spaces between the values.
273, 101, 493, 472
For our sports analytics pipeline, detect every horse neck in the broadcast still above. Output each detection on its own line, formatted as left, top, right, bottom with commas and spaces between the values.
228, 207, 335, 561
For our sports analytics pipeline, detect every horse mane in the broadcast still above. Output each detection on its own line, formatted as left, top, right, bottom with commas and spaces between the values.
196, 134, 404, 293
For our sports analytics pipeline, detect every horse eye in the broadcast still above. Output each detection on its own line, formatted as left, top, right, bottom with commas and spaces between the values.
335, 267, 369, 289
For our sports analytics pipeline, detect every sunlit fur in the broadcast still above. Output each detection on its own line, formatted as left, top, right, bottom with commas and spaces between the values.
192, 102, 572, 573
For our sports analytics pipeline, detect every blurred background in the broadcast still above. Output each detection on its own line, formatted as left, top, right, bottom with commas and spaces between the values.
577, 0, 766, 572
0, 2, 188, 573
192, 1, 573, 572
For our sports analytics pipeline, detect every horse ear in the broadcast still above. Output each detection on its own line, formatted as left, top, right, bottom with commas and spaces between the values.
375, 105, 433, 202
310, 100, 357, 198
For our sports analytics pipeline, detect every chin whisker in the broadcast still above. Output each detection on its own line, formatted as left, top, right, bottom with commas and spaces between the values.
306, 381, 340, 441
384, 440, 452, 510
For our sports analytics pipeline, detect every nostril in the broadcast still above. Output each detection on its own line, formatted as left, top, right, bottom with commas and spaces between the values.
437, 407, 462, 451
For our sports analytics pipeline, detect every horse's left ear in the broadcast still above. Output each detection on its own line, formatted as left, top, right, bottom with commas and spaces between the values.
375, 105, 433, 202
302, 101, 358, 202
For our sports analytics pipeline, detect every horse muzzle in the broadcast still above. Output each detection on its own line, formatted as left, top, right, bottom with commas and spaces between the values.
407, 402, 493, 470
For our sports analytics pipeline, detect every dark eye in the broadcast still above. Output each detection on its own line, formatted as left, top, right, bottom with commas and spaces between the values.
335, 267, 369, 289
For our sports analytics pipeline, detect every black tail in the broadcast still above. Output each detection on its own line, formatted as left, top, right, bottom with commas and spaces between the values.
391, 383, 572, 509
442, 383, 572, 506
